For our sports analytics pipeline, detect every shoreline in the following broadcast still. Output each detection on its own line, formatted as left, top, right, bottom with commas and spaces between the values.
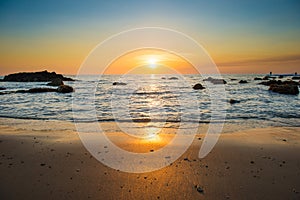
0, 118, 300, 199
0, 116, 298, 134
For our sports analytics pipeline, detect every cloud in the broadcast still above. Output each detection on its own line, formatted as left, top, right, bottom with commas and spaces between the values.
217, 54, 300, 67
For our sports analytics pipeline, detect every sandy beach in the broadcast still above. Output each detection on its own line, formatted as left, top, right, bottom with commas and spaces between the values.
0, 118, 299, 200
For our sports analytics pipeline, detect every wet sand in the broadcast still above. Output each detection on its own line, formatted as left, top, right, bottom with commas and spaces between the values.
0, 119, 300, 200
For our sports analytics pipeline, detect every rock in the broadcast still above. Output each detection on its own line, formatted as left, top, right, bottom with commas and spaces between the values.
230, 78, 237, 81
292, 76, 300, 80
259, 80, 282, 86
203, 77, 213, 81
283, 80, 299, 85
193, 83, 205, 90
269, 84, 299, 95
168, 77, 179, 80
12, 88, 56, 93
259, 80, 299, 86
229, 99, 240, 104
254, 77, 262, 80
2, 70, 74, 82
262, 76, 270, 80
239, 80, 248, 84
211, 79, 227, 84
27, 88, 57, 93
0, 87, 6, 90
195, 185, 204, 194
112, 82, 127, 86
203, 77, 226, 84
47, 78, 64, 86
278, 75, 284, 79
161, 77, 166, 80
57, 85, 74, 93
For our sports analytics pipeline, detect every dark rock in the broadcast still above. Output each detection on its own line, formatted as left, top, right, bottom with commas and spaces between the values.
259, 80, 282, 86
0, 87, 6, 90
195, 185, 204, 194
161, 77, 166, 80
211, 79, 227, 84
203, 77, 227, 84
254, 77, 262, 80
239, 80, 248, 84
283, 80, 299, 85
278, 75, 284, 79
27, 88, 57, 93
229, 99, 240, 104
57, 85, 74, 93
269, 84, 299, 95
203, 77, 212, 81
47, 78, 64, 86
230, 78, 237, 81
168, 77, 179, 80
260, 80, 299, 86
2, 70, 74, 82
112, 82, 127, 85
262, 76, 270, 80
193, 83, 205, 90
292, 76, 300, 80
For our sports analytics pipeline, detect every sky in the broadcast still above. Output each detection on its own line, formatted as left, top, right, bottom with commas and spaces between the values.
0, 0, 299, 75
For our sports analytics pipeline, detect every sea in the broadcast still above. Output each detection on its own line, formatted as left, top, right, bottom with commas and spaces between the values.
0, 74, 299, 132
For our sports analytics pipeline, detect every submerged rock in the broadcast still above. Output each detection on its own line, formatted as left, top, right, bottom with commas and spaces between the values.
239, 80, 248, 84
168, 77, 179, 80
229, 99, 240, 104
193, 83, 205, 90
292, 76, 300, 80
262, 76, 270, 80
112, 82, 127, 86
57, 85, 74, 93
254, 77, 262, 80
259, 80, 299, 86
2, 70, 74, 82
10, 88, 57, 94
0, 85, 74, 95
211, 79, 227, 84
47, 78, 64, 86
269, 84, 299, 95
259, 80, 282, 86
27, 88, 57, 93
203, 77, 227, 84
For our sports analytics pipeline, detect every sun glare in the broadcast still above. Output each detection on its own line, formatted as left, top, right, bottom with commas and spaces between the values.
148, 58, 158, 69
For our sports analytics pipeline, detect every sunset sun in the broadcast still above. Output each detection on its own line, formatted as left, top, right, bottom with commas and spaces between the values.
147, 58, 158, 69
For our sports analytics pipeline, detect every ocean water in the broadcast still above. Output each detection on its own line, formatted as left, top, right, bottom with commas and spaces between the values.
0, 74, 299, 131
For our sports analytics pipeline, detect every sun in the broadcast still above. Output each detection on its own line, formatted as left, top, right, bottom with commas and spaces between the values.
147, 58, 158, 69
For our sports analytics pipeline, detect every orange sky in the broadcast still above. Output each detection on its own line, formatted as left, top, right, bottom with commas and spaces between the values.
103, 49, 197, 74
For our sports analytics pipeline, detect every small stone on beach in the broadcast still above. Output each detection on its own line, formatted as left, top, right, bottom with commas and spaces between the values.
195, 185, 204, 194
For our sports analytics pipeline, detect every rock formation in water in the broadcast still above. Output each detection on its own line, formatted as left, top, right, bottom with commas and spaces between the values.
269, 84, 299, 95
203, 77, 227, 84
1, 70, 74, 82
193, 83, 205, 90
239, 80, 248, 84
